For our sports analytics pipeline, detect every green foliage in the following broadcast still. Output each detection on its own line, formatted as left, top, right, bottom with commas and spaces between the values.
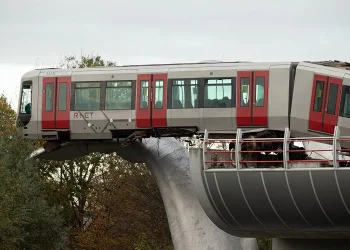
36, 153, 173, 249
0, 94, 17, 133
59, 53, 116, 69
0, 97, 68, 249
134, 234, 154, 250
36, 153, 105, 230
257, 238, 272, 250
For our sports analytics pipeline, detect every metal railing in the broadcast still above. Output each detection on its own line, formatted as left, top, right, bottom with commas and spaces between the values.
202, 126, 350, 170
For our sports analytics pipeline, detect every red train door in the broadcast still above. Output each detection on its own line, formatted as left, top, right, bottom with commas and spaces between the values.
42, 77, 71, 130
237, 71, 252, 126
42, 77, 56, 129
152, 74, 167, 127
136, 74, 168, 128
252, 71, 269, 126
56, 77, 71, 129
309, 74, 342, 134
136, 74, 152, 128
237, 71, 268, 126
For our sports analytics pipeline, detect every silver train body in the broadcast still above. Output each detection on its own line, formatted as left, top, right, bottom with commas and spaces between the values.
17, 60, 350, 147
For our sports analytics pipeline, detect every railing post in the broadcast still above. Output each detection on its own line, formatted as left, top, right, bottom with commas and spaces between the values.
283, 127, 290, 169
235, 129, 242, 170
333, 126, 340, 169
203, 129, 209, 170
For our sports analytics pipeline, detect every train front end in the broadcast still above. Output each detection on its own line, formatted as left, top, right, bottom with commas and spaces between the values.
16, 69, 40, 140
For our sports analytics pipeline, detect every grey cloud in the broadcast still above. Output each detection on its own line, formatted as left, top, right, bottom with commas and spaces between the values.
1, 0, 350, 66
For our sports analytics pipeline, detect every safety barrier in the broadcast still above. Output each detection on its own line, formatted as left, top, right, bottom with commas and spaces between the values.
202, 126, 350, 170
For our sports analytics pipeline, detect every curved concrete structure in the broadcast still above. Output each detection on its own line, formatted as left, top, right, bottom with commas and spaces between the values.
31, 138, 258, 250
189, 147, 350, 239
272, 238, 350, 250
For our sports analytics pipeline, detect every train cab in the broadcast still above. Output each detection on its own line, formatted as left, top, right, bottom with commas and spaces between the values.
17, 70, 39, 140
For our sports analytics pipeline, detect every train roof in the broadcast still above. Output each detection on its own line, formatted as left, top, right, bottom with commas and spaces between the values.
34, 60, 350, 71
306, 60, 350, 71
35, 60, 288, 71
22, 60, 350, 79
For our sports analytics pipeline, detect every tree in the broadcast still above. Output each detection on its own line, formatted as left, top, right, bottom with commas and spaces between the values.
37, 153, 106, 229
0, 94, 16, 134
72, 154, 172, 250
0, 95, 67, 249
59, 53, 116, 69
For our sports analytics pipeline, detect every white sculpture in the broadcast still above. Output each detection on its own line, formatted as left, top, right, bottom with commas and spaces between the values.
115, 137, 258, 250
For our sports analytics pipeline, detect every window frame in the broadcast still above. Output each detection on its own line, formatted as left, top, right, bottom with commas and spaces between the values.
240, 77, 250, 107
167, 77, 236, 109
58, 82, 67, 111
254, 76, 265, 107
340, 85, 350, 118
71, 80, 136, 111
140, 80, 149, 109
105, 81, 133, 110
45, 82, 54, 112
71, 81, 102, 111
204, 77, 236, 108
313, 80, 325, 112
20, 81, 33, 115
154, 80, 164, 109
169, 79, 199, 109
326, 83, 338, 115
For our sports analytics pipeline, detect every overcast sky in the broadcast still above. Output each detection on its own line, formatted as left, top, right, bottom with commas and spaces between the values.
1, 0, 349, 109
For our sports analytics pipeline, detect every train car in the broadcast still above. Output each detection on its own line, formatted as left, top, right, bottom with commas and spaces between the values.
16, 60, 350, 149
16, 61, 292, 143
290, 60, 350, 148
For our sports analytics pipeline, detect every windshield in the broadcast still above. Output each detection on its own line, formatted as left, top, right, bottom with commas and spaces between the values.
20, 84, 32, 114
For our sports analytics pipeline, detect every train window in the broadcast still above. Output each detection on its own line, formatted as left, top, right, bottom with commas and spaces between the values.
340, 86, 350, 118
313, 80, 324, 112
172, 80, 198, 109
140, 81, 149, 109
204, 79, 231, 108
74, 82, 101, 111
20, 84, 32, 114
240, 77, 249, 107
255, 77, 264, 107
45, 83, 54, 111
105, 81, 132, 110
326, 83, 338, 115
154, 80, 163, 109
58, 82, 67, 111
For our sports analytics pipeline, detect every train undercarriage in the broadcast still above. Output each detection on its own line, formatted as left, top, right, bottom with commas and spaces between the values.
41, 127, 350, 168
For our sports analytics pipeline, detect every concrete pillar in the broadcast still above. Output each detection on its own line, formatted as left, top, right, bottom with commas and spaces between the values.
116, 137, 258, 250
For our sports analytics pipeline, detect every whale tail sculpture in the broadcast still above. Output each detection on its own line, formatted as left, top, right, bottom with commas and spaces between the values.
115, 137, 258, 250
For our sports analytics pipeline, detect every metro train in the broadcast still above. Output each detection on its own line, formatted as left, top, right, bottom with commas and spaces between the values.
16, 60, 350, 150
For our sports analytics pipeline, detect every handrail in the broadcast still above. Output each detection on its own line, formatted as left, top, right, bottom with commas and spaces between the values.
202, 126, 350, 170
